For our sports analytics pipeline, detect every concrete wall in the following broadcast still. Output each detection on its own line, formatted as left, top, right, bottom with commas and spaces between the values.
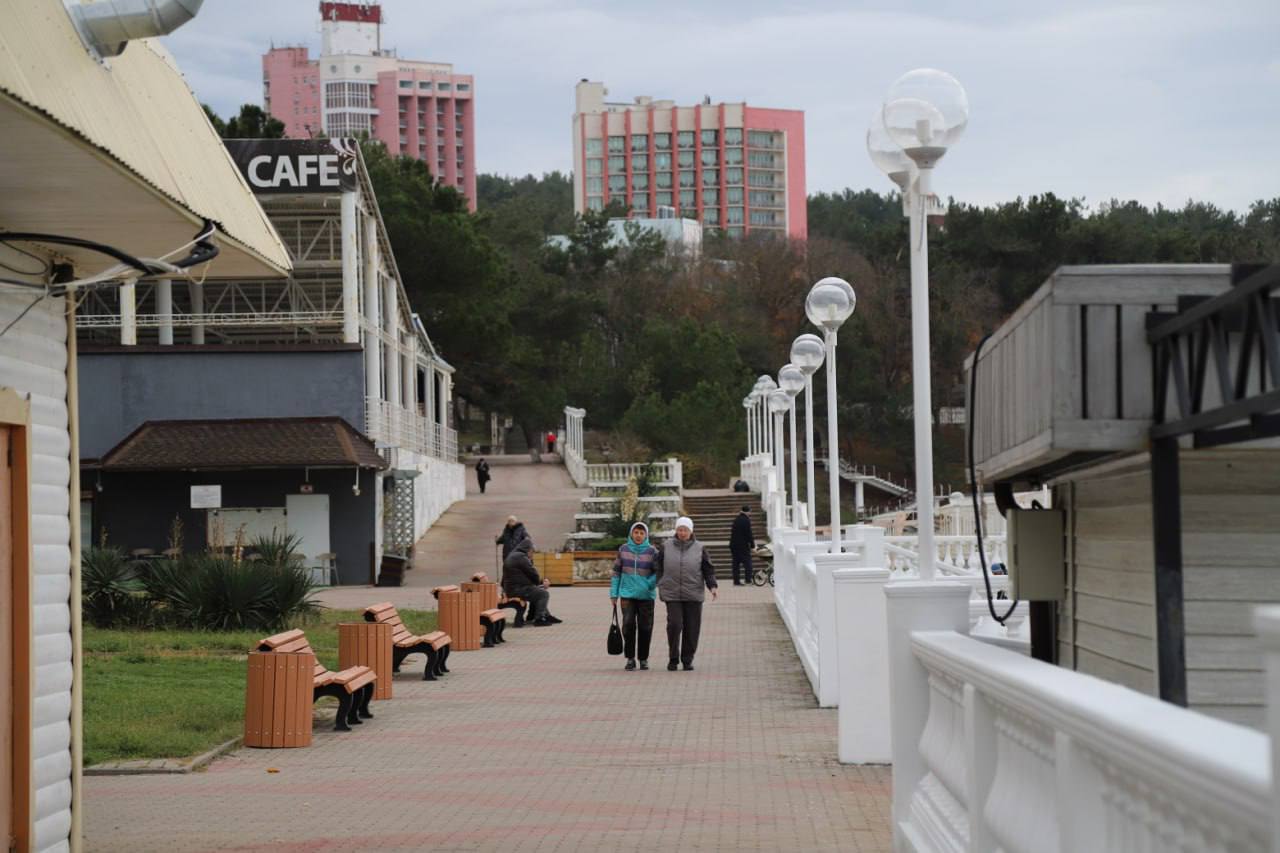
79, 349, 365, 459
87, 467, 378, 585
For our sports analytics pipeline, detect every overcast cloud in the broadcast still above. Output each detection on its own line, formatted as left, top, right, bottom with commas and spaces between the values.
168, 0, 1280, 213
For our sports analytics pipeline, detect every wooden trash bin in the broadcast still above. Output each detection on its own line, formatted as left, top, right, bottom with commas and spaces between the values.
338, 621, 394, 701
461, 581, 500, 610
244, 651, 314, 748
437, 588, 482, 651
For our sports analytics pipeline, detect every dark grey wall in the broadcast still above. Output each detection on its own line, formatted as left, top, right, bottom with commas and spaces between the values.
80, 350, 365, 459
86, 467, 378, 585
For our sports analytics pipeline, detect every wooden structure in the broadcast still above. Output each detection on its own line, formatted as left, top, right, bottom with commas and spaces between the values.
434, 586, 482, 650
537, 552, 575, 586
244, 651, 314, 748
966, 265, 1231, 483
338, 622, 394, 700
362, 602, 451, 679
964, 264, 1280, 728
254, 630, 376, 732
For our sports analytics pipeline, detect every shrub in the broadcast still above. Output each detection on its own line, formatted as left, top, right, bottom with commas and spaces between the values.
140, 552, 320, 632
249, 531, 305, 570
81, 546, 152, 628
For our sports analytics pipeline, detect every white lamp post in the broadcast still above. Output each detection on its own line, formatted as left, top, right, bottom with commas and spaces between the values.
767, 388, 791, 524
757, 375, 778, 459
805, 277, 856, 554
869, 68, 968, 581
743, 395, 755, 457
778, 363, 806, 528
790, 334, 825, 541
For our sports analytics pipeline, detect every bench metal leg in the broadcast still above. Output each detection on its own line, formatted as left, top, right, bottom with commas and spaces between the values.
316, 684, 354, 732
437, 644, 450, 674
495, 619, 506, 644
423, 645, 439, 681
482, 620, 496, 648
357, 683, 374, 719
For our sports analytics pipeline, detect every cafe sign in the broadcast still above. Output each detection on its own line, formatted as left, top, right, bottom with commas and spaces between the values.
225, 138, 358, 194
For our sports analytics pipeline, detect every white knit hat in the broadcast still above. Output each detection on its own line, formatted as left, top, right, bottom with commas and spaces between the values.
675, 516, 694, 532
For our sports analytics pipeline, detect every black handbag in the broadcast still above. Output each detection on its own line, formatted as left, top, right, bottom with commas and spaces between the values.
607, 602, 624, 655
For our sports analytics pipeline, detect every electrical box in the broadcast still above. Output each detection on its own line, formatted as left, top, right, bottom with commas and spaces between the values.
1006, 508, 1065, 601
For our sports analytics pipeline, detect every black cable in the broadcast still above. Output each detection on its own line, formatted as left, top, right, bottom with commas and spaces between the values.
0, 232, 153, 274
0, 288, 50, 339
171, 220, 220, 269
969, 331, 1018, 625
0, 242, 50, 277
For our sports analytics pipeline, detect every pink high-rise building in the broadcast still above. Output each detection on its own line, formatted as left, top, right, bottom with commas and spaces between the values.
572, 81, 806, 240
263, 2, 476, 210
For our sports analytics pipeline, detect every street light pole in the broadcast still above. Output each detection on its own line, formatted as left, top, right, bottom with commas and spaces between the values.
805, 279, 856, 556
778, 363, 806, 529
907, 170, 936, 578
790, 334, 825, 541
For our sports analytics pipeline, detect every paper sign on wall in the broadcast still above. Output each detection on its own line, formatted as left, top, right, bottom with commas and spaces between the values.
191, 485, 222, 509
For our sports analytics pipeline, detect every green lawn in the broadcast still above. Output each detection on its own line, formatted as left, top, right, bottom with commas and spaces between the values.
83, 607, 438, 767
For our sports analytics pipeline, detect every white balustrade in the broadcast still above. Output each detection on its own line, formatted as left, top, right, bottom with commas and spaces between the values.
888, 595, 1280, 852
585, 458, 683, 490
365, 396, 457, 461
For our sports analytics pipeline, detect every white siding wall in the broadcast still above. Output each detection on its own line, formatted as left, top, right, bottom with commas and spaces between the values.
404, 451, 464, 538
0, 291, 72, 852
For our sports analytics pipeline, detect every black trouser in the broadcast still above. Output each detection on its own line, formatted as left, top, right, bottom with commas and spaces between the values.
478, 477, 487, 493
731, 550, 753, 584
620, 598, 655, 661
665, 600, 703, 665
513, 586, 549, 620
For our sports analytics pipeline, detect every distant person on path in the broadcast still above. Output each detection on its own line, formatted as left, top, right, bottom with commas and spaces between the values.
610, 521, 658, 671
503, 538, 559, 626
729, 505, 755, 586
546, 431, 557, 454
655, 516, 717, 671
475, 457, 491, 494
496, 516, 528, 559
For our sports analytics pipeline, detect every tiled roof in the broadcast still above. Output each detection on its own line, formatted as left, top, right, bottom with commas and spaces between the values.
99, 418, 387, 471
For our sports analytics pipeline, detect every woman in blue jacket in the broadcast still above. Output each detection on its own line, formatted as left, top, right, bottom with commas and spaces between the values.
610, 521, 659, 670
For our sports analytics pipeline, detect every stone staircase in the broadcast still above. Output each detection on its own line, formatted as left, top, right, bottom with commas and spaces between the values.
683, 490, 766, 579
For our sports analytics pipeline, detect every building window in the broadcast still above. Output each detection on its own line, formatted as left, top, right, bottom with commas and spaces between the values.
586, 158, 603, 176
608, 136, 625, 153
587, 196, 604, 211
631, 193, 647, 210
630, 153, 648, 172
727, 206, 744, 224
608, 155, 625, 172
701, 129, 717, 146
704, 208, 720, 225
457, 83, 471, 91
679, 190, 695, 208
725, 147, 743, 165
630, 134, 648, 151
419, 81, 431, 89
700, 149, 718, 167
608, 175, 626, 193
587, 176, 603, 194
701, 169, 718, 187
654, 132, 671, 150
725, 127, 743, 145
655, 171, 673, 189
586, 138, 603, 156
657, 191, 673, 206
632, 174, 649, 190
749, 171, 779, 188
748, 130, 782, 149
677, 150, 695, 168
750, 190, 781, 207
750, 210, 780, 226
726, 168, 744, 185
438, 82, 452, 90
679, 170, 696, 188
399, 80, 412, 88
749, 151, 780, 168
324, 81, 372, 109
702, 188, 718, 206
655, 152, 672, 170
677, 130, 695, 149
727, 187, 744, 204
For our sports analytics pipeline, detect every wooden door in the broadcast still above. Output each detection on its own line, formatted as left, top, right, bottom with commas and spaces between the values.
0, 427, 12, 845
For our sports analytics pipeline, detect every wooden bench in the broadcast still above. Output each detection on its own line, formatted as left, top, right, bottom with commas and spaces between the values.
363, 602, 451, 680
470, 573, 528, 626
462, 580, 509, 645
256, 629, 376, 732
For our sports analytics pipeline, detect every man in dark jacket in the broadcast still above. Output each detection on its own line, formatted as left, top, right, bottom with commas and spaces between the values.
502, 539, 559, 625
475, 458, 491, 494
495, 516, 528, 558
729, 505, 755, 586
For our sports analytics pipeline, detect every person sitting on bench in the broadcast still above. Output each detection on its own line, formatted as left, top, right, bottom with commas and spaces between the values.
502, 539, 560, 626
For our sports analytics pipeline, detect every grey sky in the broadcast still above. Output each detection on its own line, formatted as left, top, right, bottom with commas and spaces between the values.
169, 0, 1280, 213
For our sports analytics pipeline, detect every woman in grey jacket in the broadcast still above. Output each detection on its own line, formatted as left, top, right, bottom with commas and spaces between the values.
655, 516, 718, 671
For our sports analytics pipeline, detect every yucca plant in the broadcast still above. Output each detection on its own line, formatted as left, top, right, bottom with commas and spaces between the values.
140, 549, 319, 631
249, 530, 305, 570
81, 546, 151, 628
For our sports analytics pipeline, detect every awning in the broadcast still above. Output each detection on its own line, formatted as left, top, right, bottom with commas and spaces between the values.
99, 417, 388, 471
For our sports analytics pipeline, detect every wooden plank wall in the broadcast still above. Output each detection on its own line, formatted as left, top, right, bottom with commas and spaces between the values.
1180, 450, 1280, 729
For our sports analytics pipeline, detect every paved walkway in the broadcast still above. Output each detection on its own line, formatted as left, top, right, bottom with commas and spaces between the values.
84, 582, 892, 851
316, 456, 588, 611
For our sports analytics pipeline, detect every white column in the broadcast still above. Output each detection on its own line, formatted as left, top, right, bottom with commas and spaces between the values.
189, 280, 204, 344
909, 175, 936, 580
119, 280, 136, 346
1256, 607, 1280, 853
156, 278, 173, 345
788, 402, 800, 525
884, 580, 972, 845
805, 375, 817, 541
362, 217, 381, 402
341, 191, 360, 344
746, 405, 753, 457
834, 567, 892, 762
855, 479, 865, 516
383, 274, 401, 409
825, 331, 841, 554
403, 335, 416, 413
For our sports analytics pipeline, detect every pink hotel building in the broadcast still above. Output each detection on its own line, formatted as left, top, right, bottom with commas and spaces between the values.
263, 2, 476, 210
572, 81, 806, 240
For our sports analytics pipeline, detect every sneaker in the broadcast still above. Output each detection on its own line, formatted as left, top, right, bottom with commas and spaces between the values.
625, 659, 636, 671
667, 661, 678, 671
543, 614, 563, 624
639, 660, 649, 670
682, 663, 695, 671
532, 618, 552, 626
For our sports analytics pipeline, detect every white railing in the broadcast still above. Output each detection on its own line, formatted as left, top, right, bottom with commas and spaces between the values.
740, 454, 766, 493
891, 605, 1280, 852
585, 458, 683, 490
564, 446, 587, 487
883, 534, 1007, 574
365, 396, 457, 461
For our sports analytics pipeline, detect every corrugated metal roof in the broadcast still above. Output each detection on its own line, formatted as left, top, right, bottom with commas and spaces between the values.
0, 0, 291, 276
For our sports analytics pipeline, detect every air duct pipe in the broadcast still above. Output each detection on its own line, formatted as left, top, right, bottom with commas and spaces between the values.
67, 0, 205, 59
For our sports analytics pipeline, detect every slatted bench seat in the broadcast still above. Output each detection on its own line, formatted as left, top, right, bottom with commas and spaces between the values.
256, 629, 375, 732
479, 608, 507, 646
363, 602, 451, 680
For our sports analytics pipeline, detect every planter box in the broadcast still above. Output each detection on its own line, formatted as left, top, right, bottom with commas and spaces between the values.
571, 550, 617, 585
